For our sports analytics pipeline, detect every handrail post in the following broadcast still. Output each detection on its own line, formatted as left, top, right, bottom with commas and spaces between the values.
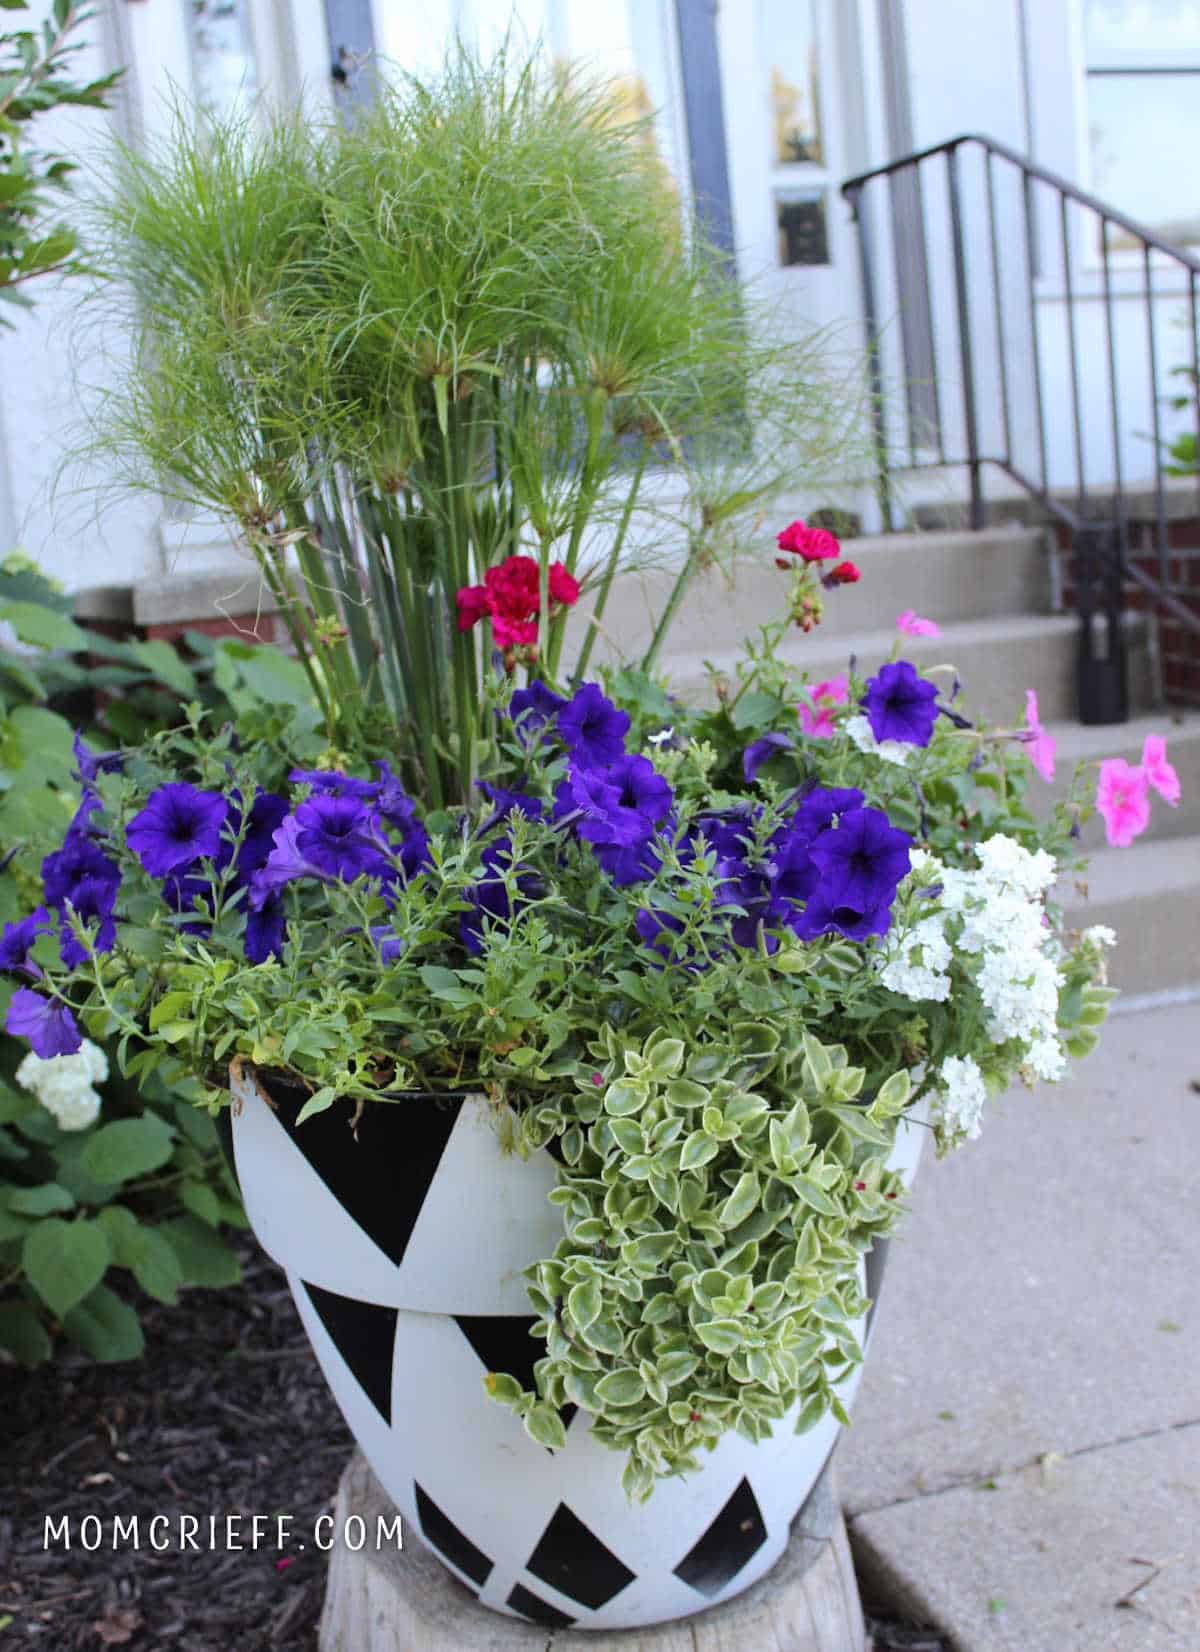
946, 145, 984, 529
847, 182, 895, 534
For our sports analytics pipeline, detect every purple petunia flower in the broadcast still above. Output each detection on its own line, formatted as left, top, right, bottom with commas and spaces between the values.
713, 856, 779, 951
251, 815, 322, 906
6, 988, 81, 1057
593, 834, 664, 887
126, 784, 228, 878
42, 833, 121, 913
507, 681, 566, 744
0, 908, 52, 977
58, 877, 119, 968
792, 888, 894, 943
809, 807, 912, 915
72, 731, 122, 785
369, 925, 404, 964
763, 829, 818, 917
743, 732, 794, 784
374, 763, 419, 832
557, 684, 630, 768
478, 782, 545, 828
235, 791, 290, 881
288, 768, 381, 801
245, 891, 286, 964
861, 661, 940, 747
635, 906, 690, 964
790, 785, 865, 842
460, 839, 533, 955
293, 794, 379, 880
690, 807, 759, 863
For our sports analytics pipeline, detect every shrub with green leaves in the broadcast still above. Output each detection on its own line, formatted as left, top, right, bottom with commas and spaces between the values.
0, 0, 119, 322
0, 556, 330, 1367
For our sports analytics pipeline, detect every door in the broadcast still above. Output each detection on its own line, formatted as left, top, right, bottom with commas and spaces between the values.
716, 0, 864, 337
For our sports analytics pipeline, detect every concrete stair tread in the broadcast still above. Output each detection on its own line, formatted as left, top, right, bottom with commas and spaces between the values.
1064, 832, 1200, 906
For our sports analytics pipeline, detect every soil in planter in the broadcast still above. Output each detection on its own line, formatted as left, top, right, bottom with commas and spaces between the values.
0, 1240, 352, 1651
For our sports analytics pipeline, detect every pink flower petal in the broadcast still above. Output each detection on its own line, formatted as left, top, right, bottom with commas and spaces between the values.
1023, 688, 1056, 781
896, 609, 941, 638
798, 676, 848, 739
1095, 758, 1151, 848
1141, 734, 1181, 806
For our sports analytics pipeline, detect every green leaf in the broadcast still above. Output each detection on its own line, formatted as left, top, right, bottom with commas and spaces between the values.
604, 1080, 647, 1117
80, 1115, 174, 1185
695, 1318, 742, 1356
679, 1131, 719, 1171
0, 600, 88, 651
23, 1218, 109, 1317
60, 1283, 144, 1362
644, 1037, 684, 1079
295, 1086, 335, 1124
717, 1170, 759, 1229
0, 1300, 51, 1365
594, 1367, 646, 1407
7, 1181, 74, 1215
123, 638, 196, 696
567, 1276, 602, 1331
160, 1216, 241, 1287
180, 1181, 221, 1226
621, 1231, 676, 1269
128, 1226, 185, 1305
524, 1402, 567, 1449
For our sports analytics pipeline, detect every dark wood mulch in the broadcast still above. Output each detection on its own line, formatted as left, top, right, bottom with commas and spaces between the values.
1, 1241, 950, 1651
0, 1240, 351, 1651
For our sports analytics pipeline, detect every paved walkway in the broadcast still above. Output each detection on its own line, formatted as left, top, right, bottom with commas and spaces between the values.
838, 999, 1200, 1652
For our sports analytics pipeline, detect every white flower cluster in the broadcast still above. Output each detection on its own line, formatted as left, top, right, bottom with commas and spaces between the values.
931, 1053, 987, 1150
884, 835, 1070, 1146
16, 1040, 109, 1133
845, 712, 912, 767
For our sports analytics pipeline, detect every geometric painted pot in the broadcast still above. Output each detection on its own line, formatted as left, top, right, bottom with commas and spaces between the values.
228, 1067, 927, 1633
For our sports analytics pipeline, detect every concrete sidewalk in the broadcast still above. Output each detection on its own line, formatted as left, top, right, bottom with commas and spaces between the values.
838, 999, 1200, 1652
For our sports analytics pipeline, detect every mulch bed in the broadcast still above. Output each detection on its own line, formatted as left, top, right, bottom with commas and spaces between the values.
1, 1243, 949, 1650
0, 1241, 351, 1651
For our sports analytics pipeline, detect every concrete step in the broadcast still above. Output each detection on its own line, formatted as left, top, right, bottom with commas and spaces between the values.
1034, 710, 1200, 845
1061, 834, 1200, 993
570, 526, 1054, 663
656, 610, 1159, 726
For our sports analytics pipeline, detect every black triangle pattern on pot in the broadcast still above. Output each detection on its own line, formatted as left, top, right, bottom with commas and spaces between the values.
453, 1316, 580, 1436
300, 1281, 397, 1425
506, 1583, 576, 1628
263, 1074, 464, 1266
414, 1483, 494, 1589
672, 1476, 767, 1597
525, 1502, 636, 1610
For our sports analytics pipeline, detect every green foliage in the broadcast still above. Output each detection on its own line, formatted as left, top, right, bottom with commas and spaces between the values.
0, 0, 120, 321
497, 1026, 905, 1500
0, 561, 327, 1368
77, 44, 870, 806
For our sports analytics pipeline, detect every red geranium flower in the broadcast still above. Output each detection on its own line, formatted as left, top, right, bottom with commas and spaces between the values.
456, 585, 490, 632
549, 563, 580, 607
776, 519, 840, 562
828, 560, 860, 584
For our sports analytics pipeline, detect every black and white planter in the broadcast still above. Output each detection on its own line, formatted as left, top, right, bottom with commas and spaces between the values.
228, 1068, 926, 1633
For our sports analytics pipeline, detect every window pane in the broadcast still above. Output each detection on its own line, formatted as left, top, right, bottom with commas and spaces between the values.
186, 0, 257, 118
1089, 71, 1200, 244
760, 0, 822, 165
1085, 0, 1200, 66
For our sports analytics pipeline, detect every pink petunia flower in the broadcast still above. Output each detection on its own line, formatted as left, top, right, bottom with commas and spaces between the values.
1141, 735, 1181, 806
896, 609, 941, 638
1095, 758, 1151, 848
1023, 689, 1057, 783
798, 676, 848, 739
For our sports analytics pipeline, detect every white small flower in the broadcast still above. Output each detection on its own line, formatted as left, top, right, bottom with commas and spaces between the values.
931, 1054, 988, 1151
16, 1040, 108, 1133
880, 914, 952, 1001
1082, 925, 1116, 949
645, 727, 675, 748
845, 713, 912, 767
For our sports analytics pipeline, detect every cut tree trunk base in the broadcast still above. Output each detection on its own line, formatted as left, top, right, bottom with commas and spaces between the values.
319, 1450, 866, 1651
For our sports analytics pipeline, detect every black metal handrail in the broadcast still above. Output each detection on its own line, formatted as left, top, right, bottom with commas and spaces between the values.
842, 131, 1200, 725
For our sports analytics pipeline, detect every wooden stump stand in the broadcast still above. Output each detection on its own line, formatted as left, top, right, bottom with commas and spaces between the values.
318, 1451, 866, 1651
